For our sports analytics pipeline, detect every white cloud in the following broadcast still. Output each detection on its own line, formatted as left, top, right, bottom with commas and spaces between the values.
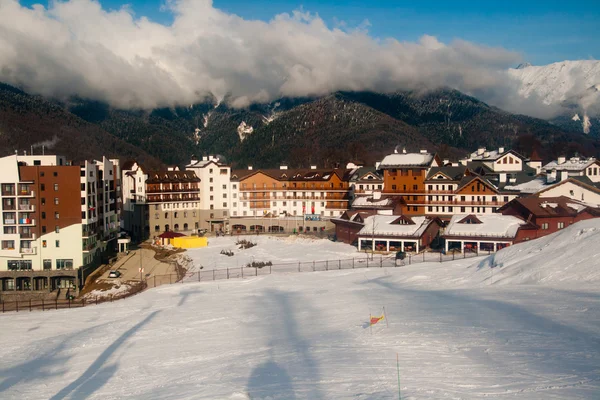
0, 0, 556, 115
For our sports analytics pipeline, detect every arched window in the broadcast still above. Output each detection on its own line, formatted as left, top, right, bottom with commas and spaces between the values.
174, 224, 179, 231
165, 224, 170, 232
183, 223, 188, 231
154, 225, 160, 232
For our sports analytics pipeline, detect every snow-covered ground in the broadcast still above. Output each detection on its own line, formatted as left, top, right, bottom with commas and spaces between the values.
1, 221, 600, 399
184, 235, 365, 273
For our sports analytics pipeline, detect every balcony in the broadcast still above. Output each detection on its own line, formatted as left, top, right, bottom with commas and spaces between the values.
326, 202, 348, 210
250, 203, 270, 209
18, 218, 36, 226
82, 242, 96, 251
3, 219, 16, 225
18, 204, 35, 212
382, 189, 424, 194
20, 232, 36, 239
18, 190, 35, 197
20, 247, 37, 255
2, 190, 16, 197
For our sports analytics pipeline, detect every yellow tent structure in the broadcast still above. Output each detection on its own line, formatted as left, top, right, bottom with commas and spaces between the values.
172, 236, 208, 249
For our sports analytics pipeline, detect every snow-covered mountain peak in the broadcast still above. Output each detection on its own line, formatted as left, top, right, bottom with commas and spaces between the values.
515, 62, 532, 70
508, 60, 600, 106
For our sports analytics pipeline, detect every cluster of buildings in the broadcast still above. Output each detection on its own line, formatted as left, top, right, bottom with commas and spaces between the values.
1, 145, 599, 295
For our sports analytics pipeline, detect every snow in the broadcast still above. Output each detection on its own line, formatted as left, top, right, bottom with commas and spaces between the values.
184, 235, 363, 272
237, 121, 254, 141
445, 214, 526, 238
379, 153, 433, 168
543, 156, 597, 172
352, 196, 391, 207
504, 177, 546, 193
358, 215, 431, 237
1, 221, 600, 399
508, 60, 600, 105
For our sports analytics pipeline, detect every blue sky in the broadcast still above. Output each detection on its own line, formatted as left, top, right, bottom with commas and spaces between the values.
21, 0, 600, 64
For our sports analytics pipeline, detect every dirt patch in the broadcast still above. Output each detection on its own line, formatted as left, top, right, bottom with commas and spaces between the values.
82, 280, 145, 302
142, 243, 188, 281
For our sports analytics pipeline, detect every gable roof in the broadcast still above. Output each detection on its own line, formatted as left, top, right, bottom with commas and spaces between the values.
535, 177, 600, 196
426, 166, 468, 181
467, 148, 526, 162
379, 152, 436, 168
444, 214, 526, 238
456, 175, 499, 193
231, 168, 352, 182
543, 157, 598, 172
145, 170, 200, 184
500, 196, 599, 218
358, 215, 436, 237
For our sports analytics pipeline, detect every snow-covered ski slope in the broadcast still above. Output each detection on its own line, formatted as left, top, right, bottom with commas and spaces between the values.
1, 221, 599, 399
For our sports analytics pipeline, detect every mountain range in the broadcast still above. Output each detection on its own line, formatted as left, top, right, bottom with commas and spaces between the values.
0, 60, 599, 168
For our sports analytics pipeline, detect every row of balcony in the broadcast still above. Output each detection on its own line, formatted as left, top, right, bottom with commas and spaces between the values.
241, 195, 350, 201
239, 187, 349, 192
146, 195, 200, 203
2, 190, 35, 197
146, 188, 199, 194
404, 200, 505, 206
3, 218, 36, 226
248, 202, 348, 210
1, 204, 36, 212
0, 247, 37, 254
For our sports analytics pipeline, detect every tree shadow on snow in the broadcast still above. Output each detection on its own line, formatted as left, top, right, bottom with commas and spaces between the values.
246, 290, 326, 400
247, 358, 297, 400
49, 310, 160, 400
0, 323, 106, 395
178, 288, 204, 307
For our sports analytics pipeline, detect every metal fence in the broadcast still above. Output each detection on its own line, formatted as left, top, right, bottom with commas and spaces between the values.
1, 281, 146, 313
146, 249, 488, 289
2, 249, 490, 312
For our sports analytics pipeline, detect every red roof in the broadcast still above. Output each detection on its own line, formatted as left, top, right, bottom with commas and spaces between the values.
158, 231, 186, 239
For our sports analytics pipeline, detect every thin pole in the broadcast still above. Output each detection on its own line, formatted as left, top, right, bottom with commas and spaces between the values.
396, 353, 402, 400
383, 306, 389, 328
369, 313, 372, 335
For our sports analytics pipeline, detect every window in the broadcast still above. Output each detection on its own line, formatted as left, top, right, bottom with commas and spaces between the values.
53, 171, 58, 177
154, 213, 159, 219
7, 260, 32, 270
56, 259, 73, 270
558, 222, 565, 229
210, 205, 214, 210
54, 212, 59, 219
43, 260, 52, 270
55, 226, 59, 233
210, 195, 214, 201
55, 240, 60, 248
542, 222, 548, 230
220, 169, 227, 175
210, 186, 213, 192
209, 169, 213, 174
54, 183, 58, 191
41, 212, 46, 219
1, 240, 15, 250
80, 183, 85, 191
222, 184, 227, 190
209, 178, 213, 183
54, 197, 59, 205
428, 206, 433, 212
174, 212, 178, 218
391, 185, 397, 190
184, 211, 188, 218
504, 196, 509, 202
42, 240, 47, 248
223, 194, 227, 198
460, 207, 466, 212
164, 212, 168, 218
41, 184, 45, 191
40, 171, 45, 177
413, 185, 418, 190
193, 211, 197, 217
42, 226, 47, 233
233, 184, 237, 189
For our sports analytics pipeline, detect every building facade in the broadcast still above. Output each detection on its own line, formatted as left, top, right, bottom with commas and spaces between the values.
0, 155, 121, 294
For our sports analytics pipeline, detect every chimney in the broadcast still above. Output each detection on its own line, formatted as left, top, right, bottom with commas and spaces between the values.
484, 151, 490, 158
310, 165, 317, 170
443, 159, 449, 165
451, 162, 459, 167
373, 191, 382, 200
402, 148, 407, 154
560, 170, 569, 182
280, 165, 288, 170
209, 155, 215, 161
459, 159, 468, 166
499, 173, 507, 183
557, 156, 566, 164
248, 166, 253, 170
420, 149, 427, 154
477, 147, 485, 155
375, 161, 381, 170
498, 147, 505, 154
202, 156, 208, 161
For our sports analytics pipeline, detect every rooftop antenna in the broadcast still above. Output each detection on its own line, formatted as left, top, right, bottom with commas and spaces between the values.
30, 145, 33, 155
42, 145, 45, 155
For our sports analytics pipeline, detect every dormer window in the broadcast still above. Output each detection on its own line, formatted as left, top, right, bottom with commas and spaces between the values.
458, 215, 482, 224
391, 215, 415, 225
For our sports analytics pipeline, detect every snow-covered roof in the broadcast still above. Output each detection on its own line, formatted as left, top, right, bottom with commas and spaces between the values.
379, 153, 434, 168
358, 215, 433, 238
504, 177, 547, 194
444, 214, 526, 238
543, 157, 597, 172
352, 196, 393, 208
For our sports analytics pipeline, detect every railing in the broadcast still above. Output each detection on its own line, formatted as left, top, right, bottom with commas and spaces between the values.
18, 219, 35, 225
18, 204, 35, 211
2, 204, 16, 210
82, 242, 96, 251
2, 190, 16, 196
3, 219, 16, 224
20, 247, 37, 254
20, 232, 35, 239
18, 190, 35, 197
